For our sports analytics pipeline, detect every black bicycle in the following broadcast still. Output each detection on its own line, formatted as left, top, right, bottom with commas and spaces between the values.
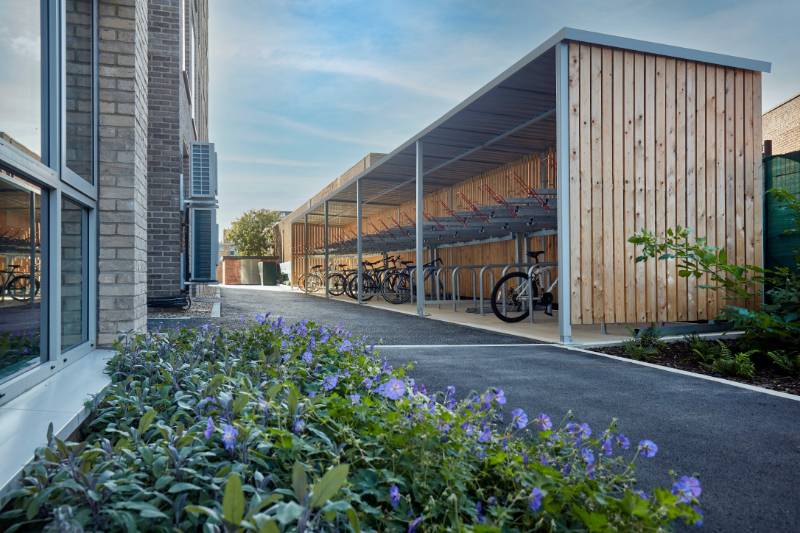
0, 264, 40, 302
381, 257, 444, 304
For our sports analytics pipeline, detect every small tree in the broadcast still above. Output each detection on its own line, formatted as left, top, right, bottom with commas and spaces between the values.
227, 209, 282, 256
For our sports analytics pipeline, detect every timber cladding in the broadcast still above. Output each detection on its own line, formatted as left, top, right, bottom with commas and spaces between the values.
285, 153, 558, 293
567, 42, 763, 325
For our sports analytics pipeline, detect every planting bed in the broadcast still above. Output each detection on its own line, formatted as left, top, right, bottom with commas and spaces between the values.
594, 338, 800, 396
1, 317, 702, 531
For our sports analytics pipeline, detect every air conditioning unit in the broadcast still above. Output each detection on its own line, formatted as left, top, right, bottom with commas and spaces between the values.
189, 207, 218, 281
188, 142, 219, 282
190, 142, 217, 198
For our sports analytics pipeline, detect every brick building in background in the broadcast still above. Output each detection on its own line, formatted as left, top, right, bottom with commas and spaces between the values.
763, 92, 800, 156
147, 0, 218, 302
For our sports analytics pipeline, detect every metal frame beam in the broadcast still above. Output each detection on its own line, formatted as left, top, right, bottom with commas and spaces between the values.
415, 140, 424, 317
356, 180, 363, 304
323, 201, 329, 299
555, 42, 573, 344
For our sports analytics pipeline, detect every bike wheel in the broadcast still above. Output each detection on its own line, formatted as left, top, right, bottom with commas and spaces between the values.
8, 275, 36, 302
347, 274, 376, 302
327, 273, 347, 296
381, 271, 410, 304
304, 273, 322, 293
490, 272, 532, 323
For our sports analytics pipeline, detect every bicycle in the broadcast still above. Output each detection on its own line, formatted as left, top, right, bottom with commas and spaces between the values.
297, 265, 324, 293
0, 264, 40, 302
381, 257, 445, 305
490, 251, 558, 322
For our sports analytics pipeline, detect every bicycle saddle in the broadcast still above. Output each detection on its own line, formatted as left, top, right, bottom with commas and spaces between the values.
311, 265, 322, 270
336, 263, 348, 268
527, 250, 545, 262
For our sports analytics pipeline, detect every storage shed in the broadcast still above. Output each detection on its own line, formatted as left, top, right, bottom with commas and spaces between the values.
275, 28, 771, 343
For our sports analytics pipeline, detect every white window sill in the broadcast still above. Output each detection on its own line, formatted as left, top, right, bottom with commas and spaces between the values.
0, 349, 113, 499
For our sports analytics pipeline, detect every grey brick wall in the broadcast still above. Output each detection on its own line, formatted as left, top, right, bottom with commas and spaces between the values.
97, 0, 149, 345
763, 93, 800, 156
147, 0, 209, 297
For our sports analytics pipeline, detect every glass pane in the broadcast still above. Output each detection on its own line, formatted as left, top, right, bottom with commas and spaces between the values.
0, 0, 42, 160
65, 0, 94, 183
61, 197, 88, 351
0, 171, 44, 382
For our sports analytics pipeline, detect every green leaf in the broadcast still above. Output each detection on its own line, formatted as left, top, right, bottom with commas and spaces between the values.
310, 464, 349, 508
185, 505, 220, 520
347, 507, 361, 532
233, 394, 249, 415
287, 386, 300, 418
137, 409, 156, 434
168, 482, 202, 493
258, 520, 280, 533
292, 462, 308, 503
223, 473, 245, 526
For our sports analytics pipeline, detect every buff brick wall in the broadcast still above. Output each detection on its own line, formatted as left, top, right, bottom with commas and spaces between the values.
763, 93, 800, 156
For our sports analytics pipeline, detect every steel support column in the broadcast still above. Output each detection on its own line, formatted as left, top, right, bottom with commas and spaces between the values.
415, 140, 425, 317
555, 41, 573, 344
324, 201, 329, 298
304, 213, 309, 291
356, 179, 363, 304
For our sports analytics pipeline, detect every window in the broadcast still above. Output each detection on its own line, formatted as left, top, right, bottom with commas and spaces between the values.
0, 0, 43, 160
0, 171, 45, 382
60, 196, 88, 352
65, 0, 95, 184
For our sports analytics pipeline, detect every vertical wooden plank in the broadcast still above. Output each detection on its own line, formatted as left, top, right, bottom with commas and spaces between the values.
612, 50, 626, 322
686, 62, 697, 321
695, 65, 707, 320
676, 61, 687, 321
634, 53, 647, 323
622, 51, 635, 323
725, 69, 736, 300
602, 48, 615, 323
655, 56, 667, 322
645, 55, 657, 322
744, 71, 754, 285
591, 46, 604, 324
665, 58, 677, 322
735, 70, 746, 277
580, 45, 593, 324
715, 67, 726, 313
705, 66, 717, 318
752, 72, 763, 306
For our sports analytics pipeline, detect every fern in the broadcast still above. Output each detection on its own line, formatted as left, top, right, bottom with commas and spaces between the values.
767, 350, 800, 376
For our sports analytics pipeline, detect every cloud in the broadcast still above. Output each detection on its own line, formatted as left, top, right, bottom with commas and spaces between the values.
220, 154, 323, 168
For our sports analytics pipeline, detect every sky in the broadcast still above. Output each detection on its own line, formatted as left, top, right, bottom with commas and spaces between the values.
209, 0, 800, 230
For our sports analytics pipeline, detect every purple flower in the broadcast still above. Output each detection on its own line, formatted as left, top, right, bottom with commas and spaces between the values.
529, 487, 543, 512
511, 408, 528, 429
475, 446, 487, 460
535, 413, 553, 430
258, 399, 269, 416
581, 447, 595, 465
203, 417, 214, 439
302, 351, 313, 364
349, 393, 361, 405
477, 428, 492, 443
380, 378, 405, 400
493, 388, 506, 405
389, 484, 401, 509
322, 374, 339, 391
638, 439, 658, 458
339, 339, 353, 353
292, 418, 306, 434
221, 423, 237, 451
672, 476, 702, 503
362, 377, 374, 389
616, 433, 631, 450
407, 516, 423, 532
600, 437, 613, 457
475, 500, 485, 523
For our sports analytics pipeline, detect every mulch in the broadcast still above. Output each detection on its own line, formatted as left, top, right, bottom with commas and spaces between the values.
594, 340, 800, 396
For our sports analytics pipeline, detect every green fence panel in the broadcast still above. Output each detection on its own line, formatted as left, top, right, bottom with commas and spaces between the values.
764, 151, 800, 270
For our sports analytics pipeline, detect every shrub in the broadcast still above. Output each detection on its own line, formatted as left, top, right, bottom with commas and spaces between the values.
622, 325, 664, 361
0, 318, 702, 531
690, 340, 756, 379
767, 350, 800, 376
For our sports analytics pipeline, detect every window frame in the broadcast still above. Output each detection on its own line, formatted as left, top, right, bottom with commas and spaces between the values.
0, 0, 98, 406
60, 0, 99, 198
